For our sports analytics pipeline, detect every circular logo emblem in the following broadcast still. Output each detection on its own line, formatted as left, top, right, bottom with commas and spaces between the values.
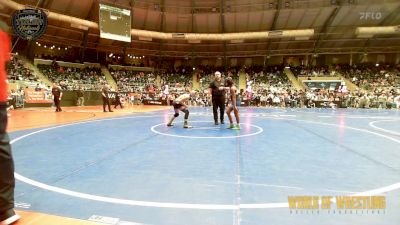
11, 9, 48, 40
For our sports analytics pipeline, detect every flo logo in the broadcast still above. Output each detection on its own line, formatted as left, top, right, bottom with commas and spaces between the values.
11, 9, 48, 40
359, 11, 383, 20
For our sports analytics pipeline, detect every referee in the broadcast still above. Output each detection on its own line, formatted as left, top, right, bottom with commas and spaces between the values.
102, 84, 113, 112
208, 71, 226, 125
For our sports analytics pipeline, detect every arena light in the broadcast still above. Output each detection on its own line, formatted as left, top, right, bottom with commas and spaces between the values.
295, 36, 310, 41
356, 26, 400, 36
130, 29, 314, 41
172, 33, 186, 39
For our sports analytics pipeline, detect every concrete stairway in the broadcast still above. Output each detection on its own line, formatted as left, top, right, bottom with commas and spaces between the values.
284, 68, 305, 90
336, 73, 359, 91
238, 71, 246, 91
18, 56, 52, 86
101, 66, 118, 90
192, 72, 200, 90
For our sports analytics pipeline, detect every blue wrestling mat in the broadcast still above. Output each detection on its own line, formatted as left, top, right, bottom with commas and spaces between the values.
9, 107, 400, 225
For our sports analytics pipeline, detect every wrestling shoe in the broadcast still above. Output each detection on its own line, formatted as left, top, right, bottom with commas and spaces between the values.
0, 210, 20, 225
232, 125, 241, 130
183, 121, 189, 128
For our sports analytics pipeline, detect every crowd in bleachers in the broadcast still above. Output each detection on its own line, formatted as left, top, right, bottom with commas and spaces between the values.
291, 65, 336, 77
332, 63, 400, 109
246, 65, 292, 93
110, 69, 157, 93
5, 56, 400, 109
48, 63, 400, 109
37, 63, 106, 91
7, 56, 38, 83
337, 63, 400, 93
6, 56, 43, 108
197, 65, 239, 89
157, 65, 193, 91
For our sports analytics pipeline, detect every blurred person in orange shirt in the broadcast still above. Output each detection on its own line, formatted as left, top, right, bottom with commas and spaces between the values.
0, 17, 20, 225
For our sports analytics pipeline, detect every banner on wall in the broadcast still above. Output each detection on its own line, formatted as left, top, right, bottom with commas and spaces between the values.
302, 80, 342, 91
24, 89, 53, 103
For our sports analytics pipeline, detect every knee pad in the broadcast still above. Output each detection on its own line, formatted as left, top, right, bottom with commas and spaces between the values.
174, 113, 179, 117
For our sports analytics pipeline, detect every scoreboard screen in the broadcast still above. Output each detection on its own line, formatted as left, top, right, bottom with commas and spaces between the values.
99, 4, 131, 42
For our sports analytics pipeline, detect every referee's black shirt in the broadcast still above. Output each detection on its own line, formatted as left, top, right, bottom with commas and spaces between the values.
209, 80, 225, 97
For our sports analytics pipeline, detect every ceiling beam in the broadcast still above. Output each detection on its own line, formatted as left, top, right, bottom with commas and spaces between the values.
37, 0, 52, 9
91, 46, 400, 58
362, 4, 400, 50
35, 31, 400, 50
265, 0, 282, 61
158, 0, 165, 65
379, 4, 400, 26
220, 0, 227, 67
190, 0, 195, 60
312, 3, 342, 53
85, 0, 97, 21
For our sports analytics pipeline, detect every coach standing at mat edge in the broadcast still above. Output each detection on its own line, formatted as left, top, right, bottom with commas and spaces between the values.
0, 18, 20, 225
209, 71, 225, 125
